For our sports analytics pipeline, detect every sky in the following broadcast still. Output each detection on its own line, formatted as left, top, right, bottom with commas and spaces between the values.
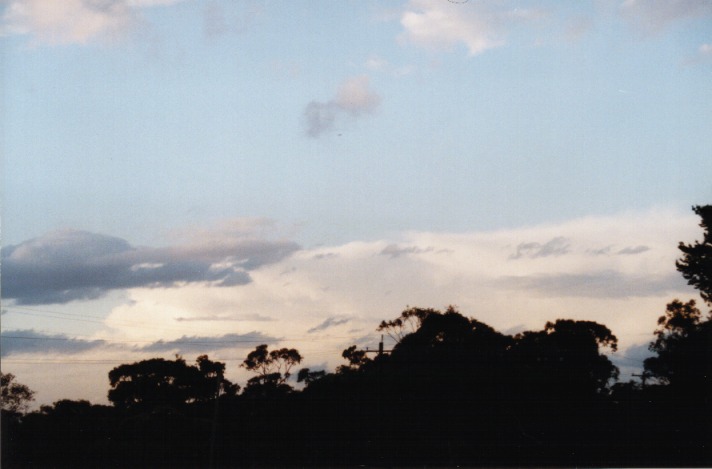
1, 0, 711, 407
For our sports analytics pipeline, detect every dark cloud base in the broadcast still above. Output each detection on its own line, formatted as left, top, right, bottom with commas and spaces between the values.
140, 332, 278, 354
1, 329, 106, 357
1, 330, 279, 358
1, 229, 299, 305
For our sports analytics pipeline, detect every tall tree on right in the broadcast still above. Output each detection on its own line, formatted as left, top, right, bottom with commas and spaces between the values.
644, 205, 712, 398
676, 205, 712, 305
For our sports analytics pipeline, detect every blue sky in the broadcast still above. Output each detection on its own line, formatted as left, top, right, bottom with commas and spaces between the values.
1, 0, 711, 405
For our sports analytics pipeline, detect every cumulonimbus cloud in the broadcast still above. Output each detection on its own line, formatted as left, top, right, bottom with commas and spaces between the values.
304, 75, 381, 138
1, 227, 300, 305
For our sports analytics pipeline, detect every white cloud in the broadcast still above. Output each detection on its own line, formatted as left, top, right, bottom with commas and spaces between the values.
1, 0, 187, 45
304, 75, 381, 138
100, 208, 700, 349
398, 0, 546, 56
334, 75, 381, 114
620, 0, 712, 34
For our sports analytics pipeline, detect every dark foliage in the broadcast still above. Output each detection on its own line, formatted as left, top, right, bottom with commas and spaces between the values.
3, 306, 710, 467
1, 373, 35, 413
107, 355, 237, 410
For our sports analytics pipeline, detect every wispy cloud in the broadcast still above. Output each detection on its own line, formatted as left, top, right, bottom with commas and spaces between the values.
380, 244, 433, 259
175, 314, 274, 322
307, 317, 350, 334
510, 237, 570, 259
1, 0, 187, 45
617, 245, 650, 255
304, 75, 381, 138
1, 225, 299, 305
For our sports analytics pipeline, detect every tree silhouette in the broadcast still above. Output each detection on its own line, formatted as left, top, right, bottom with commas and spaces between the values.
108, 355, 236, 410
676, 205, 712, 305
644, 299, 712, 393
0, 373, 35, 413
241, 344, 302, 396
512, 319, 619, 396
377, 306, 436, 343
645, 205, 712, 396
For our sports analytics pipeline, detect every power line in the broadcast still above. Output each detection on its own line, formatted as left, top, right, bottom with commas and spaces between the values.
4, 306, 373, 342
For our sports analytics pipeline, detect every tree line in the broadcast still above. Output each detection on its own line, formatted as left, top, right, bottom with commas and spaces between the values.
2, 205, 710, 467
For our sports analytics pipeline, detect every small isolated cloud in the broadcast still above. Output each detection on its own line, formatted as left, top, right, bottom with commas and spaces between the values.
687, 43, 712, 64
510, 237, 570, 259
304, 75, 381, 138
1, 0, 186, 46
399, 0, 546, 56
307, 317, 351, 334
365, 55, 388, 70
1, 227, 299, 305
620, 0, 712, 35
140, 332, 278, 354
380, 244, 433, 259
1, 329, 106, 357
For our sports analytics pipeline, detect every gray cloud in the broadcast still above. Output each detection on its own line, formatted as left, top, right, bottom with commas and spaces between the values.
313, 252, 338, 260
1, 329, 106, 357
610, 342, 655, 378
589, 245, 613, 256
498, 270, 687, 298
2, 229, 300, 305
379, 244, 434, 259
510, 237, 570, 259
617, 245, 650, 255
304, 75, 381, 138
588, 245, 651, 256
307, 317, 351, 333
140, 332, 278, 354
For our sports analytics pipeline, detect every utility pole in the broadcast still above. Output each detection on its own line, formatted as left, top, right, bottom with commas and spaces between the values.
209, 371, 222, 469
632, 372, 648, 388
364, 335, 392, 357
